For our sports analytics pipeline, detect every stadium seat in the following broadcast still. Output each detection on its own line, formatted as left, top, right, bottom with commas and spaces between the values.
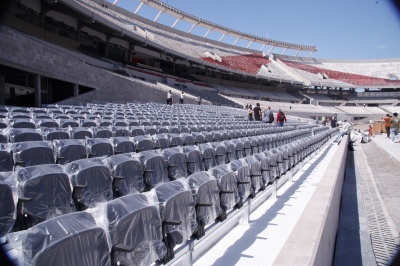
153, 134, 171, 150
106, 154, 145, 197
228, 159, 252, 201
70, 127, 93, 140
9, 128, 43, 143
65, 158, 113, 210
132, 135, 155, 152
42, 127, 70, 141
209, 165, 240, 221
14, 164, 75, 230
99, 193, 167, 265
54, 139, 87, 165
198, 143, 217, 171
135, 151, 169, 191
6, 212, 111, 266
187, 172, 222, 239
86, 138, 114, 158
183, 146, 205, 175
0, 144, 13, 171
0, 171, 16, 237
155, 180, 198, 263
162, 147, 188, 180
93, 126, 113, 138
11, 141, 55, 167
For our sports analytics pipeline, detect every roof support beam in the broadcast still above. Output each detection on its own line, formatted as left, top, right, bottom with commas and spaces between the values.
134, 3, 143, 14
219, 33, 226, 42
171, 17, 180, 28
247, 41, 253, 48
233, 37, 240, 45
204, 28, 211, 38
281, 48, 287, 55
188, 23, 198, 34
260, 43, 266, 51
308, 51, 314, 58
267, 46, 274, 55
154, 10, 163, 22
113, 0, 119, 5
295, 50, 300, 56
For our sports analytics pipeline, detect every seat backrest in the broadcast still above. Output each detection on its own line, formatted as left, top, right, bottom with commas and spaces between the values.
0, 145, 13, 171
187, 172, 221, 225
162, 148, 188, 180
155, 180, 198, 245
0, 172, 16, 237
17, 164, 75, 225
66, 159, 113, 210
105, 194, 166, 266
107, 154, 145, 195
16, 212, 111, 266
54, 139, 87, 165
12, 141, 55, 167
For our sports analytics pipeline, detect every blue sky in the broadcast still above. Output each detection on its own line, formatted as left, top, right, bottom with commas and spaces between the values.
107, 0, 400, 59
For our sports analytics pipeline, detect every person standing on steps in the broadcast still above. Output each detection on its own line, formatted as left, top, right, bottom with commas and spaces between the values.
276, 109, 286, 126
166, 90, 173, 105
248, 104, 254, 121
389, 112, 400, 143
180, 91, 184, 104
253, 103, 262, 121
382, 114, 391, 139
264, 106, 274, 124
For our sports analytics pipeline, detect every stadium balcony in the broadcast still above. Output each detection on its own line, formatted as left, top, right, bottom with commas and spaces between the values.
282, 60, 400, 87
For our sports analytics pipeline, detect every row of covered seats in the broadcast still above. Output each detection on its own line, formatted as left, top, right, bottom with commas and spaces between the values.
0, 125, 295, 143
0, 127, 312, 172
2, 129, 338, 265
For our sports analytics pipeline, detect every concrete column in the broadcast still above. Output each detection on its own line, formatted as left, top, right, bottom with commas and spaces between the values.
0, 75, 5, 105
73, 84, 79, 97
34, 75, 41, 107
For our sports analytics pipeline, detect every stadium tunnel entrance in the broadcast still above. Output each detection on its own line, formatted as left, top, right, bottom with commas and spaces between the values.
0, 64, 94, 107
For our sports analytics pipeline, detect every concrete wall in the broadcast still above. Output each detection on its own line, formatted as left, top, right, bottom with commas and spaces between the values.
273, 135, 348, 266
0, 26, 199, 105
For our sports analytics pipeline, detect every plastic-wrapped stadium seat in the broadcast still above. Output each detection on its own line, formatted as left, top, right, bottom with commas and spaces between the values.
168, 133, 184, 147
192, 132, 205, 145
9, 128, 43, 143
0, 171, 16, 237
155, 180, 198, 263
132, 135, 155, 152
97, 193, 167, 265
106, 154, 145, 197
162, 147, 188, 180
153, 134, 170, 150
54, 139, 87, 165
211, 142, 226, 166
183, 146, 205, 175
0, 144, 13, 171
11, 141, 55, 167
86, 138, 114, 158
111, 137, 135, 154
93, 126, 113, 138
198, 143, 217, 171
209, 165, 240, 221
35, 119, 59, 128
181, 133, 195, 146
130, 126, 144, 137
70, 127, 93, 140
187, 172, 221, 239
253, 153, 273, 186
65, 158, 113, 210
14, 164, 76, 230
143, 126, 157, 136
270, 148, 286, 176
264, 150, 279, 181
10, 119, 36, 129
135, 151, 169, 191
6, 212, 111, 266
228, 159, 252, 201
244, 156, 263, 192
59, 119, 79, 128
222, 141, 236, 163
42, 127, 70, 141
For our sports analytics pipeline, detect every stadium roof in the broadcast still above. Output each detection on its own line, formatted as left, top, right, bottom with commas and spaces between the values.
123, 0, 318, 55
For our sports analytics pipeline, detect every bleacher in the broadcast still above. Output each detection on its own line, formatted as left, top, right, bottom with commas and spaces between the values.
0, 102, 339, 265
